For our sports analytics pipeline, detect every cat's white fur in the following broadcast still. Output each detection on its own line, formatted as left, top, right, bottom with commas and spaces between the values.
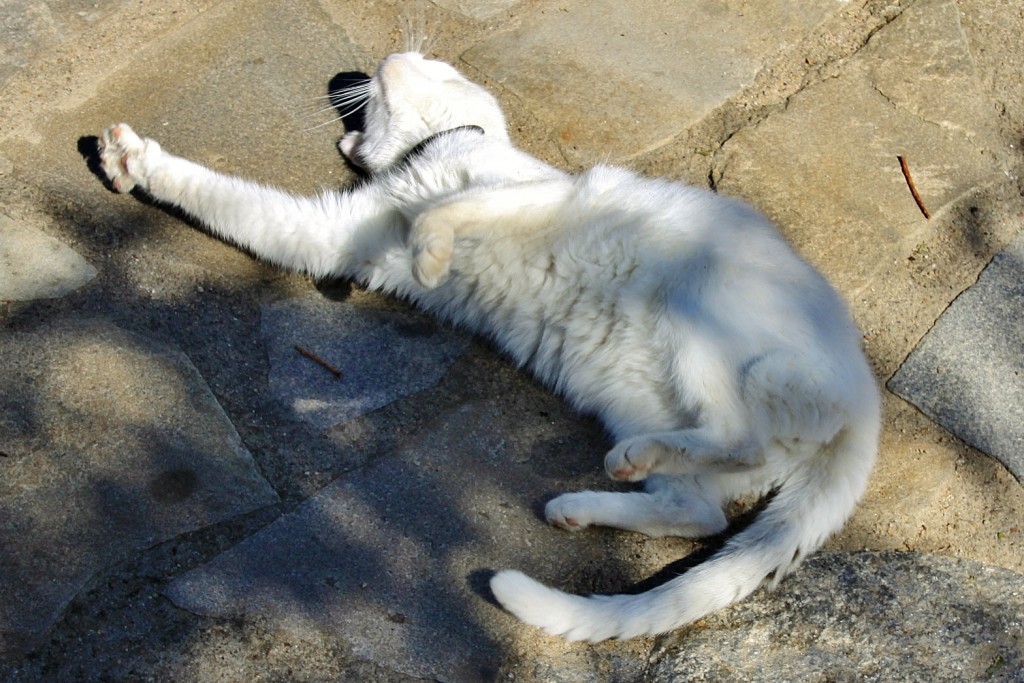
98, 52, 880, 642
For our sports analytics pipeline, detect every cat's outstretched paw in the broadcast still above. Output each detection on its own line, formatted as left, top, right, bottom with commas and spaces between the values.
99, 123, 161, 193
545, 492, 598, 531
604, 437, 665, 482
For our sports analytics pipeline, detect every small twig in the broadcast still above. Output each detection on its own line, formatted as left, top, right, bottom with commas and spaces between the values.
294, 345, 343, 379
898, 155, 930, 219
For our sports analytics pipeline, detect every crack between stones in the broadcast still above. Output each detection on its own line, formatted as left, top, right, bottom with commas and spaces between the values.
868, 78, 968, 137
705, 1, 911, 189
883, 261, 985, 385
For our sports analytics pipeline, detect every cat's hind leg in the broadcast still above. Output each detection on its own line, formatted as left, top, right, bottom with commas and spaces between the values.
604, 429, 765, 483
605, 351, 851, 482
544, 476, 727, 538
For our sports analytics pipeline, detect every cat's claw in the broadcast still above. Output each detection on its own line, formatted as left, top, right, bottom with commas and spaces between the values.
99, 123, 160, 193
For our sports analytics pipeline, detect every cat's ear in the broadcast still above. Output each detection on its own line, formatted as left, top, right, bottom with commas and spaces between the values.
339, 131, 365, 168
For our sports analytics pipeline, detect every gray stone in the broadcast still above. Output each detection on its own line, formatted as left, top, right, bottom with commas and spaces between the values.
0, 319, 279, 655
463, 0, 845, 164
261, 294, 469, 429
889, 233, 1024, 482
646, 551, 1024, 683
0, 215, 97, 301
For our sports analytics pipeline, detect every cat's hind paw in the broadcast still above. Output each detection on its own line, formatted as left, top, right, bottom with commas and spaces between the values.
604, 437, 664, 482
99, 123, 160, 193
545, 492, 600, 531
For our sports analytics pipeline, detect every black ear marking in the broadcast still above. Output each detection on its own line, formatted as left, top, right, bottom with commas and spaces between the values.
328, 71, 372, 132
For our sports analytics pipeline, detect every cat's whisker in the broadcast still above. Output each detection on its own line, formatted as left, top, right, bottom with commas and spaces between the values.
403, 14, 415, 53
401, 0, 435, 56
291, 71, 371, 132
328, 84, 372, 100
299, 116, 345, 133
335, 98, 370, 119
293, 103, 347, 121
293, 89, 370, 132
294, 90, 368, 116
417, 10, 438, 57
295, 94, 371, 132
308, 84, 371, 102
294, 84, 370, 119
420, 28, 438, 58
328, 92, 372, 109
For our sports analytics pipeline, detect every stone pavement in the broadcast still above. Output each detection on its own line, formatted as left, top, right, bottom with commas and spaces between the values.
2, 0, 1023, 681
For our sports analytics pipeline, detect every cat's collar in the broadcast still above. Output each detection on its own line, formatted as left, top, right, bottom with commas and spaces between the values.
401, 125, 485, 163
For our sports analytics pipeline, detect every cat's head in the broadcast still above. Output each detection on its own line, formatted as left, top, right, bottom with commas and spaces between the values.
338, 52, 509, 173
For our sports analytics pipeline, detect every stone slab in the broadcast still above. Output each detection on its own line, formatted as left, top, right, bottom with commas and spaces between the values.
0, 319, 279, 655
0, 215, 96, 301
713, 0, 1006, 297
889, 233, 1024, 482
165, 401, 552, 682
261, 294, 469, 429
0, 0, 119, 88
433, 0, 522, 21
646, 551, 1024, 682
463, 0, 843, 164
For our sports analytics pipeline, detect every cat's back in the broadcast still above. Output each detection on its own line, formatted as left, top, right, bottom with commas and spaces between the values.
555, 165, 813, 294
555, 165, 861, 358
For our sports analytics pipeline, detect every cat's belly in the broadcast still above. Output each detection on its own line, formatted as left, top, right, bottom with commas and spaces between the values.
446, 222, 687, 438
521, 293, 685, 439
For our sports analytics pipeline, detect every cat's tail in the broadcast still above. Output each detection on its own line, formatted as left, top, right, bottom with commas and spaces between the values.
489, 414, 878, 642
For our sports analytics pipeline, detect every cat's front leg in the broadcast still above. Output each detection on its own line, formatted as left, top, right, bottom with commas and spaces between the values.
604, 430, 764, 482
96, 123, 402, 281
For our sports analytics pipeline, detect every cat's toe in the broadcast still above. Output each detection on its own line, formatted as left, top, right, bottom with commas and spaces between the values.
545, 493, 595, 532
99, 125, 130, 192
604, 439, 656, 482
98, 123, 157, 193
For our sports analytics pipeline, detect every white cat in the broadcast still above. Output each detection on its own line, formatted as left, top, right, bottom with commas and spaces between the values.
97, 51, 880, 642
